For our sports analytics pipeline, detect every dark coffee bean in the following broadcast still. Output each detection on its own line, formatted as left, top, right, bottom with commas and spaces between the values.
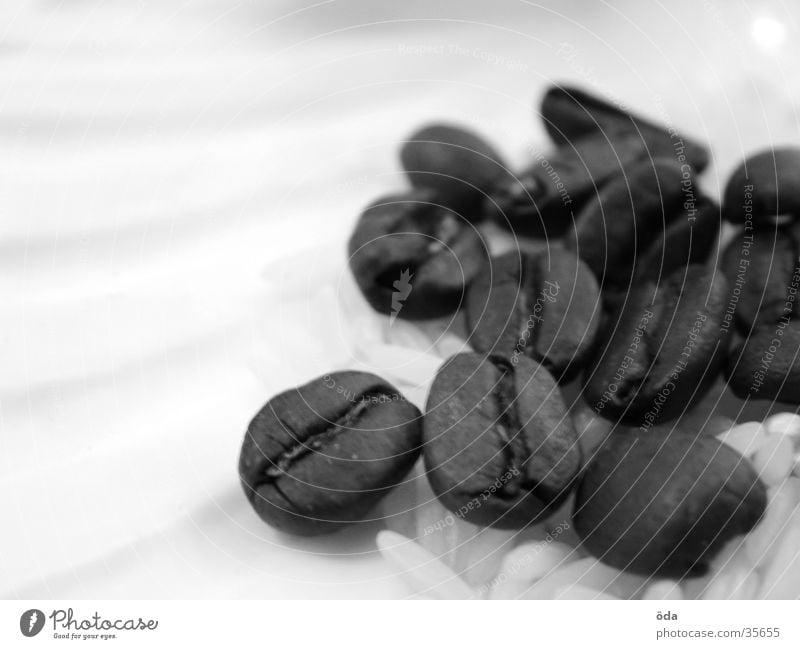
488, 131, 646, 238
723, 147, 800, 226
720, 222, 800, 331
727, 321, 800, 403
540, 84, 710, 171
423, 353, 581, 529
400, 123, 508, 216
348, 190, 488, 320
584, 264, 730, 426
567, 158, 698, 292
239, 371, 422, 536
573, 431, 766, 578
633, 195, 720, 285
464, 249, 601, 381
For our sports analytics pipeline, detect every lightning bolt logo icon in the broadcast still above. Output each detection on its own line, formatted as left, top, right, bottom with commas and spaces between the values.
20, 608, 45, 637
389, 269, 413, 325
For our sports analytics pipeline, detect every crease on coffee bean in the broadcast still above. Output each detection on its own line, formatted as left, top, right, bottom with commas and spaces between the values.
611, 270, 703, 411
263, 390, 393, 482
370, 207, 460, 291
781, 226, 800, 322
517, 255, 545, 357
487, 355, 528, 500
609, 303, 662, 407
484, 355, 569, 507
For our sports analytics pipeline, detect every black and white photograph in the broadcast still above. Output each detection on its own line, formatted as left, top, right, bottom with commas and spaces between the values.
2, 0, 800, 644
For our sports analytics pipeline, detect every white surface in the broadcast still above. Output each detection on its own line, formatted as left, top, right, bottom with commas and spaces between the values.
3, 0, 800, 598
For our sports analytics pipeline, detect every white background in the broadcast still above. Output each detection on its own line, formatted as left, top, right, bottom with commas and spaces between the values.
2, 0, 800, 598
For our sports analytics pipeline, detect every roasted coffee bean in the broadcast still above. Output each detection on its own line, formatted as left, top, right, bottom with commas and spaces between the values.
464, 249, 601, 381
584, 264, 730, 426
423, 353, 581, 529
633, 195, 720, 285
540, 84, 710, 172
723, 147, 800, 226
727, 321, 800, 403
400, 123, 508, 216
488, 131, 646, 238
720, 222, 800, 331
567, 158, 706, 292
348, 190, 488, 319
573, 430, 766, 578
239, 371, 422, 536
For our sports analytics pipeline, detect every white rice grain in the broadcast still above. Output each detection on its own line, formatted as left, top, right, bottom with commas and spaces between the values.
752, 433, 794, 487
764, 412, 800, 449
643, 580, 684, 600
522, 557, 648, 600
376, 530, 475, 599
552, 584, 620, 600
744, 479, 800, 568
489, 541, 576, 600
716, 421, 767, 458
756, 521, 800, 599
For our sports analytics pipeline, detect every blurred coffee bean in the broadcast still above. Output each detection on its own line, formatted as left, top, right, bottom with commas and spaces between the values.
727, 321, 800, 404
400, 123, 508, 217
488, 131, 647, 238
348, 190, 488, 320
573, 431, 766, 578
720, 222, 800, 331
584, 265, 730, 426
723, 147, 800, 226
239, 371, 423, 536
540, 84, 709, 171
423, 353, 581, 529
633, 196, 720, 285
464, 249, 601, 381
567, 158, 699, 292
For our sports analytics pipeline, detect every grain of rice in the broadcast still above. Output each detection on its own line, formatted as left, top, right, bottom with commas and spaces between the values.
752, 433, 794, 487
489, 541, 576, 600
764, 413, 800, 449
756, 522, 800, 599
552, 584, 620, 600
522, 557, 648, 600
702, 565, 759, 600
744, 479, 800, 568
376, 530, 475, 599
716, 421, 767, 458
642, 580, 683, 600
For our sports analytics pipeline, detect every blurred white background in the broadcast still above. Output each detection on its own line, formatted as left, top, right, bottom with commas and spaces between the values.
2, 0, 800, 597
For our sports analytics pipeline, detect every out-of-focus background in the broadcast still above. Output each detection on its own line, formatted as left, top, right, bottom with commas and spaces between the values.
2, 0, 799, 598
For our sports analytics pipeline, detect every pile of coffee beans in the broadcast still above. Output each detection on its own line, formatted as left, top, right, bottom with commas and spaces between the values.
721, 148, 800, 403
239, 84, 800, 586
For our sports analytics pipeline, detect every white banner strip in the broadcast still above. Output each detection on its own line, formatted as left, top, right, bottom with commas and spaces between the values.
1, 600, 798, 648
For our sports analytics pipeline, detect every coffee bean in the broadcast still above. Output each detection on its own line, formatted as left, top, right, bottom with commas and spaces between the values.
400, 123, 508, 216
727, 321, 800, 403
567, 158, 706, 292
488, 131, 646, 238
573, 431, 766, 578
720, 222, 800, 331
723, 147, 800, 226
239, 371, 422, 536
540, 84, 709, 171
348, 190, 488, 319
584, 264, 730, 426
633, 195, 720, 285
464, 249, 601, 381
423, 353, 581, 529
